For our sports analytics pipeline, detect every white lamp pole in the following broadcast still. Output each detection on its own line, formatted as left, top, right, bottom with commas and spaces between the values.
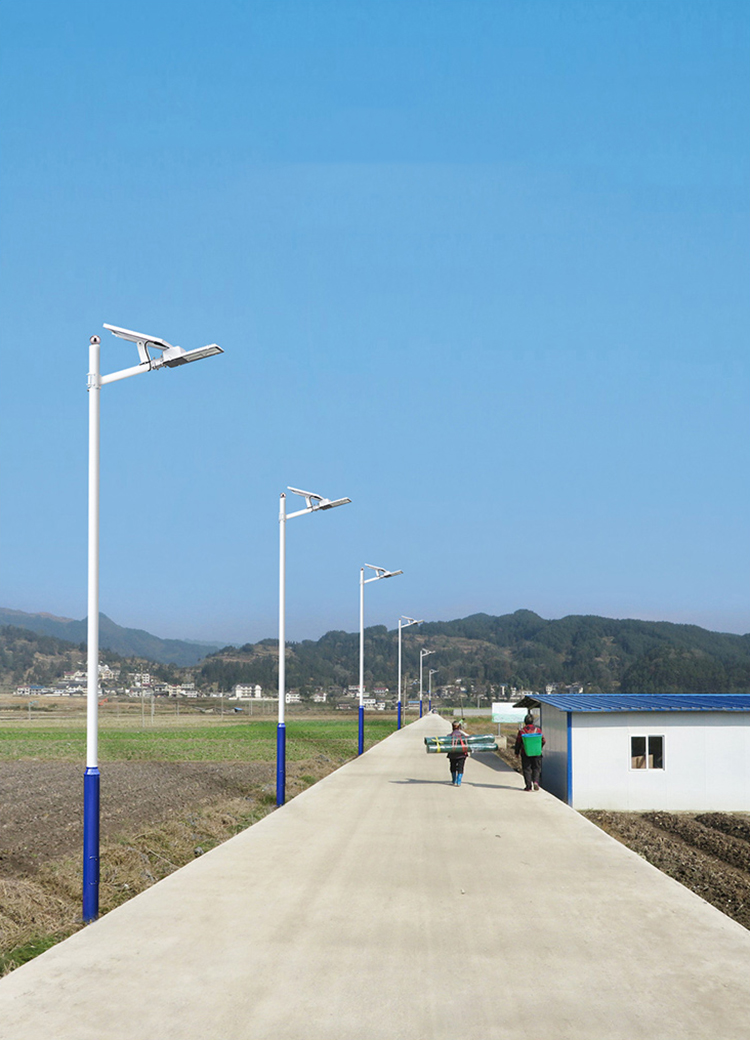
359, 564, 402, 754
428, 668, 439, 712
397, 616, 422, 729
83, 324, 223, 923
419, 648, 435, 719
277, 487, 350, 806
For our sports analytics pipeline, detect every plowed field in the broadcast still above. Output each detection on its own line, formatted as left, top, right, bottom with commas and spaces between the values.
582, 810, 750, 930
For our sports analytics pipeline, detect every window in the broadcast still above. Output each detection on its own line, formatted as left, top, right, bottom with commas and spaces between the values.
630, 735, 664, 770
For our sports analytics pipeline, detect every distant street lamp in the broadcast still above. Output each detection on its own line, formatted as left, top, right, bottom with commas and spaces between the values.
419, 648, 435, 719
397, 616, 422, 729
428, 668, 439, 712
359, 565, 402, 754
84, 325, 223, 923
278, 487, 350, 806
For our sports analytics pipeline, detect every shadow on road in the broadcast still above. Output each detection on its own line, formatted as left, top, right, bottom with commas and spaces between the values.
390, 777, 521, 790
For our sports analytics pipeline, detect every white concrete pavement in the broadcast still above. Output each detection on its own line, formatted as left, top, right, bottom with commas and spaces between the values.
2, 713, 750, 1039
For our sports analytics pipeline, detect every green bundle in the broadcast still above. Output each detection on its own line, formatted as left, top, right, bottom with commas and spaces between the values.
424, 734, 498, 754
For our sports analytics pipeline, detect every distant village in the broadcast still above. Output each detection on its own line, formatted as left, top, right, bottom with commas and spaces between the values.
13, 665, 585, 709
14, 669, 405, 710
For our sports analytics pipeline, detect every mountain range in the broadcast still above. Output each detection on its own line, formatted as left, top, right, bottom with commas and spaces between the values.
197, 609, 750, 696
5, 607, 750, 695
0, 608, 222, 667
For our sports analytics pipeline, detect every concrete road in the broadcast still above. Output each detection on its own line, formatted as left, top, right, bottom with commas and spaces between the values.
2, 714, 750, 1039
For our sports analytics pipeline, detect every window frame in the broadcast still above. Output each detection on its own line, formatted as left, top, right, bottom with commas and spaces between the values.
629, 734, 665, 771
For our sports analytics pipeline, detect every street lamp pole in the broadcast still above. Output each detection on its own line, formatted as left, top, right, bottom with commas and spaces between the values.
83, 324, 223, 923
397, 616, 421, 729
83, 336, 101, 926
428, 668, 439, 712
359, 564, 402, 754
278, 487, 350, 806
277, 493, 287, 807
419, 648, 435, 719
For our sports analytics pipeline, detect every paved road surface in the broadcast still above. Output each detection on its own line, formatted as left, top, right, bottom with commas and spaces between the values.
1, 714, 750, 1039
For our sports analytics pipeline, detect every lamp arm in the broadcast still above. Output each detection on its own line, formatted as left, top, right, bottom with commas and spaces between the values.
100, 363, 153, 386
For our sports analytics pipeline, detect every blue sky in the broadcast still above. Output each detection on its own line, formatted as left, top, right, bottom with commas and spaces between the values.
1, 0, 748, 644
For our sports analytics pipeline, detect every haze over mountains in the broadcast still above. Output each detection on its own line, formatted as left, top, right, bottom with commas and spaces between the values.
0, 608, 222, 667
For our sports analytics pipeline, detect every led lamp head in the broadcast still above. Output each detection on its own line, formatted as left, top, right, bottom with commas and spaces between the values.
103, 324, 223, 368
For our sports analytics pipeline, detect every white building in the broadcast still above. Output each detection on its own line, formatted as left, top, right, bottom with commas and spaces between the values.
231, 684, 263, 699
515, 693, 750, 812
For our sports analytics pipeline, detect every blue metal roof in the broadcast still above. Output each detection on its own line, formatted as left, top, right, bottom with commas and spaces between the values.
514, 693, 750, 713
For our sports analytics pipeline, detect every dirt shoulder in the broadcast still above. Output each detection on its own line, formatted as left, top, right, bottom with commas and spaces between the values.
0, 760, 276, 876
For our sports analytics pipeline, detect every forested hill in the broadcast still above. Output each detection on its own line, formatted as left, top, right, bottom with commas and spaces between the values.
198, 609, 750, 696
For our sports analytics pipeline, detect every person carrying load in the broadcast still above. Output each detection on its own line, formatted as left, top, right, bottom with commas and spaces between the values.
447, 719, 469, 786
514, 712, 545, 791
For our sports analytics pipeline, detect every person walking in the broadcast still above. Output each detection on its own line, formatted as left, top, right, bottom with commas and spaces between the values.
514, 712, 545, 791
447, 719, 469, 786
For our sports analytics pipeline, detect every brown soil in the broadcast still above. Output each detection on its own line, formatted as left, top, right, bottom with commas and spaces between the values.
0, 760, 276, 877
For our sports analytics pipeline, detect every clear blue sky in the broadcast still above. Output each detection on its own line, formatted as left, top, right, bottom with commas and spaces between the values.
1, 0, 748, 644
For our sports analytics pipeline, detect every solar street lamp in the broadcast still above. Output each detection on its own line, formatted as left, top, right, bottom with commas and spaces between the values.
397, 616, 422, 729
419, 648, 435, 718
277, 487, 350, 806
84, 325, 223, 923
428, 668, 439, 712
359, 564, 402, 754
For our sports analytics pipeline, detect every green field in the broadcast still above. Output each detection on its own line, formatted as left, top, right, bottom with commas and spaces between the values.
0, 716, 398, 763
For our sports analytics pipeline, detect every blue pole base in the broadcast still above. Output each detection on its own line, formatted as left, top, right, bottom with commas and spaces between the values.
358, 706, 364, 755
397, 702, 402, 730
276, 723, 286, 806
82, 767, 100, 923
419, 701, 423, 718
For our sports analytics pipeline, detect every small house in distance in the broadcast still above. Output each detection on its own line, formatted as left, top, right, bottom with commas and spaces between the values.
514, 693, 750, 812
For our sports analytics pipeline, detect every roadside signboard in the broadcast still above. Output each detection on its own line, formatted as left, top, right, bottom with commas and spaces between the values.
492, 702, 527, 723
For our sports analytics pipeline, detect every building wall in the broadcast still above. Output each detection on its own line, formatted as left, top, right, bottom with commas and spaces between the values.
570, 711, 750, 811
539, 705, 569, 803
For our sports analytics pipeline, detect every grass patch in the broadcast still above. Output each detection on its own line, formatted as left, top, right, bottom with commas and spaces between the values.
0, 934, 70, 975
0, 717, 397, 763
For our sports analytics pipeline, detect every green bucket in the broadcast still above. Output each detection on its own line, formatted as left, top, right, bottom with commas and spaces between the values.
521, 732, 543, 756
